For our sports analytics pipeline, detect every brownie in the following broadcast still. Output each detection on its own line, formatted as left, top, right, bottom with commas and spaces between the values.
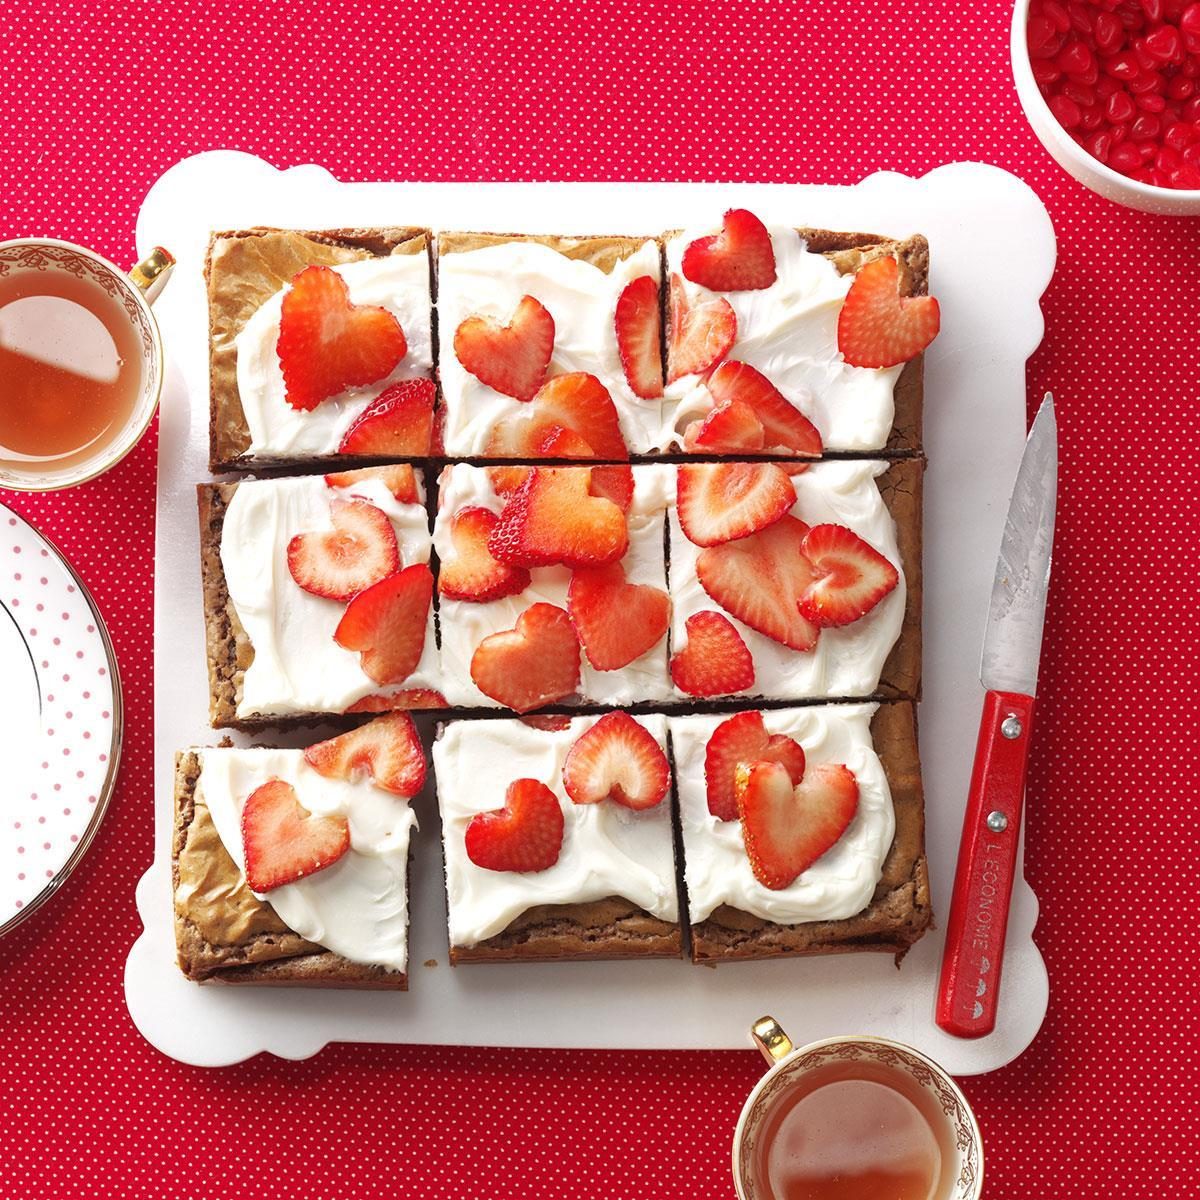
172, 750, 408, 988
206, 226, 432, 472
876, 456, 923, 701
685, 701, 932, 963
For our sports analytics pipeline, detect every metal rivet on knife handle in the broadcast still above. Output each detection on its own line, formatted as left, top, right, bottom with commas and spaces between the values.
987, 811, 1009, 833
1001, 715, 1023, 739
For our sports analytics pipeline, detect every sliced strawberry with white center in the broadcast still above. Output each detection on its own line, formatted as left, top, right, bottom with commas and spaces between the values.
484, 372, 628, 460
797, 523, 900, 627
682, 398, 766, 455
567, 562, 669, 671
277, 265, 408, 412
837, 256, 940, 368
453, 295, 555, 400
681, 209, 777, 292
438, 505, 531, 603
489, 464, 632, 511
344, 688, 447, 713
666, 274, 737, 383
703, 710, 806, 822
241, 779, 350, 892
736, 760, 859, 889
615, 275, 664, 399
465, 778, 564, 873
337, 378, 435, 456
670, 610, 755, 697
325, 463, 420, 504
705, 361, 823, 457
487, 468, 628, 569
304, 711, 427, 795
333, 563, 433, 684
562, 712, 670, 811
677, 462, 796, 547
469, 602, 581, 712
286, 499, 400, 602
696, 515, 819, 651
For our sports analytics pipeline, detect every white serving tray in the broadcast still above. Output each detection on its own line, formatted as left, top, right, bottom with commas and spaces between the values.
126, 152, 1054, 1070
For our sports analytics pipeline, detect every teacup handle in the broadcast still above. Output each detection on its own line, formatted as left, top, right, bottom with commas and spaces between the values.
751, 1015, 794, 1067
128, 246, 175, 304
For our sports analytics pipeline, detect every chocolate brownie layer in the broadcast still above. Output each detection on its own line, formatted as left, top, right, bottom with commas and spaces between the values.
172, 751, 408, 989
687, 701, 932, 963
876, 456, 923, 702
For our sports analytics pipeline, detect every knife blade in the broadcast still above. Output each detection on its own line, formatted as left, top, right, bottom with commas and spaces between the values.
936, 394, 1057, 1039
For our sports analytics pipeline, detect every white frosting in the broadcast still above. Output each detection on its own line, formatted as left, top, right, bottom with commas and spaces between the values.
434, 464, 675, 708
235, 255, 433, 459
436, 239, 670, 455
669, 704, 894, 924
197, 747, 418, 972
220, 472, 441, 718
432, 714, 678, 947
663, 224, 902, 452
668, 460, 905, 701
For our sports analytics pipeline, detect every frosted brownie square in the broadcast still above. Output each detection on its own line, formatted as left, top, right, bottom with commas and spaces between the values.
667, 459, 921, 703
198, 466, 442, 728
207, 226, 434, 471
433, 463, 674, 711
668, 702, 930, 962
173, 714, 426, 988
662, 218, 929, 455
432, 712, 681, 962
436, 232, 667, 457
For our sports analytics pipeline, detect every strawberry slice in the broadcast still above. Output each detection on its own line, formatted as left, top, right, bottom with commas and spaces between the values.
681, 209, 777, 292
484, 372, 628, 460
469, 602, 581, 712
438, 505, 531, 602
344, 688, 447, 713
241, 779, 350, 892
562, 712, 670, 811
703, 710, 806, 822
333, 563, 433, 684
487, 468, 628, 570
453, 295, 555, 400
705, 362, 823, 457
670, 611, 755, 697
304, 712, 426, 795
487, 465, 531, 495
519, 714, 573, 731
567, 562, 669, 671
696, 515, 819, 651
797, 523, 900, 628
615, 275, 664, 399
337, 378, 435, 456
666, 274, 737, 383
277, 265, 408, 412
682, 399, 766, 454
286, 499, 400, 602
837, 256, 940, 368
325, 463, 420, 504
465, 778, 564, 873
677, 462, 796, 547
588, 465, 635, 511
736, 760, 859, 889
538, 424, 596, 458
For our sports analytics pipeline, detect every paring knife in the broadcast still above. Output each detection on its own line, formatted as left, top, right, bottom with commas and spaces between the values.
935, 394, 1057, 1039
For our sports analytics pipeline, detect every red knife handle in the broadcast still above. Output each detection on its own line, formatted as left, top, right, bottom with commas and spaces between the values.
935, 690, 1035, 1039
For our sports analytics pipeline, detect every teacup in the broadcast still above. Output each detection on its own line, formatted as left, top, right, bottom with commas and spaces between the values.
0, 238, 173, 491
734, 1017, 983, 1199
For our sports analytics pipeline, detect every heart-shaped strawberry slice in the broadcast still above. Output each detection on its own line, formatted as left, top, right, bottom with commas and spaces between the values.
333, 563, 434, 685
483, 372, 628, 460
562, 712, 670, 811
453, 295, 555, 400
704, 710, 806, 822
736, 760, 859, 890
304, 711, 427, 795
669, 611, 755, 698
241, 779, 350, 892
681, 209, 777, 292
465, 778, 564, 873
277, 265, 408, 411
286, 499, 400, 602
469, 602, 581, 712
567, 562, 670, 671
837, 255, 940, 368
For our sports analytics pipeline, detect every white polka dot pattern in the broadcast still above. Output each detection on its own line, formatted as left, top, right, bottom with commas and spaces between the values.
0, 1, 1195, 1197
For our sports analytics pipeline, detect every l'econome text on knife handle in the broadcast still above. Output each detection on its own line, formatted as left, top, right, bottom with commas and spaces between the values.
936, 689, 1036, 1038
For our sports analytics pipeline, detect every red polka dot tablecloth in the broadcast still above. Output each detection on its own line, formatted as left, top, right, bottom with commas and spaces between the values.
1, 2, 1197, 1197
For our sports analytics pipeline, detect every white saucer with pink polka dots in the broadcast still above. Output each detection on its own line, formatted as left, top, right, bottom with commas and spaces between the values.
0, 502, 122, 935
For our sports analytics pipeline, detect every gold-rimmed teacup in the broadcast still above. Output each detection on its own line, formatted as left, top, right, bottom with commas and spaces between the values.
0, 238, 173, 491
733, 1016, 984, 1199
